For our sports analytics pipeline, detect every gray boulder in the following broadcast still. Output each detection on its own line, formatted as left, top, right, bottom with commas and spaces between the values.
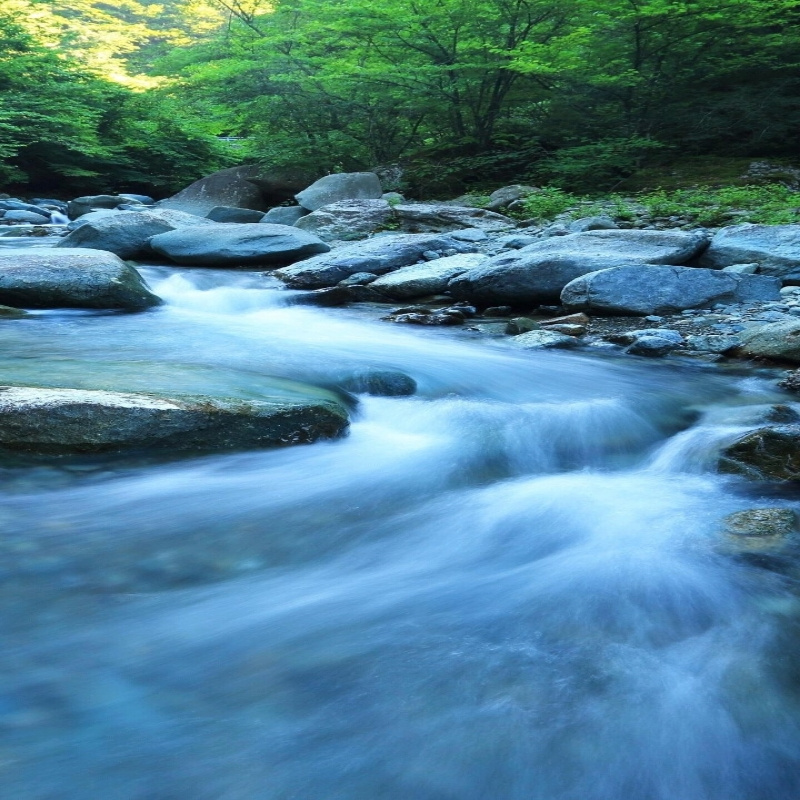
274, 233, 476, 289
0, 248, 160, 310
735, 320, 800, 363
2, 209, 50, 224
294, 200, 394, 241
118, 194, 155, 205
296, 172, 383, 211
206, 206, 266, 224
149, 223, 330, 267
0, 200, 52, 215
561, 266, 781, 315
394, 204, 514, 233
66, 209, 121, 230
697, 224, 800, 276
568, 215, 618, 233
0, 386, 348, 454
370, 253, 487, 299
67, 195, 125, 219
57, 209, 212, 259
261, 206, 309, 225
448, 229, 710, 305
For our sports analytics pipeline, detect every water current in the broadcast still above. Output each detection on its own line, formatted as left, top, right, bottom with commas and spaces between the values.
2, 237, 800, 798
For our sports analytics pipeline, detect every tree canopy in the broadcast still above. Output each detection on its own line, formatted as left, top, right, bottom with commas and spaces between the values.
2, 0, 799, 196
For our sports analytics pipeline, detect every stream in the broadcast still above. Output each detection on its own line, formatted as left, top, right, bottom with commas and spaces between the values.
2, 238, 800, 798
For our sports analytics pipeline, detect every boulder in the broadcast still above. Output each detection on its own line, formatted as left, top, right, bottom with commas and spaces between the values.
57, 209, 212, 259
0, 248, 160, 310
369, 253, 487, 299
118, 193, 155, 205
697, 224, 800, 276
448, 229, 710, 305
296, 172, 383, 211
67, 195, 125, 219
0, 386, 348, 454
393, 204, 515, 233
568, 215, 618, 233
560, 266, 780, 315
485, 185, 537, 212
274, 233, 476, 288
159, 166, 315, 216
149, 223, 330, 267
66, 209, 121, 230
261, 206, 309, 225
205, 206, 267, 224
735, 320, 800, 363
2, 209, 50, 224
294, 199, 394, 241
718, 425, 800, 481
0, 200, 52, 215
722, 508, 797, 540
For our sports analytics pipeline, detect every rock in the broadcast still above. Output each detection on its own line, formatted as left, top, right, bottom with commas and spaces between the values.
507, 330, 578, 349
449, 228, 489, 243
0, 200, 53, 215
734, 320, 800, 363
118, 194, 154, 205
722, 263, 759, 274
65, 209, 121, 230
337, 272, 377, 287
56, 209, 212, 259
483, 306, 513, 316
382, 192, 405, 203
697, 224, 800, 276
160, 165, 314, 216
0, 386, 348, 454
339, 369, 417, 396
545, 323, 586, 337
540, 312, 591, 327
485, 185, 537, 212
393, 204, 515, 233
149, 223, 330, 267
561, 266, 781, 316
296, 172, 383, 211
685, 333, 742, 354
285, 287, 351, 307
719, 425, 800, 481
369, 253, 486, 299
449, 229, 710, 305
626, 335, 682, 357
505, 317, 540, 335
274, 233, 475, 289
205, 206, 267, 224
0, 305, 27, 319
261, 206, 309, 225
0, 248, 160, 310
67, 195, 125, 219
3, 210, 50, 224
568, 215, 618, 233
723, 508, 797, 540
294, 200, 394, 241
384, 306, 469, 326
779, 369, 800, 393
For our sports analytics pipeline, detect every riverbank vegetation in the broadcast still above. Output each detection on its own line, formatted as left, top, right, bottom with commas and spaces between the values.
2, 0, 799, 198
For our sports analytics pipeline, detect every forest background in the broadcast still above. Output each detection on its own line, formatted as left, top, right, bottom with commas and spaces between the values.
1, 0, 798, 198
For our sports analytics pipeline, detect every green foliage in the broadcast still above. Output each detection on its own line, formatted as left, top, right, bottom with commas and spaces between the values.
517, 187, 579, 221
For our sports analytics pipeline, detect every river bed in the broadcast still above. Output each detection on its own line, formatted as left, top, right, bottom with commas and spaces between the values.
1, 239, 800, 798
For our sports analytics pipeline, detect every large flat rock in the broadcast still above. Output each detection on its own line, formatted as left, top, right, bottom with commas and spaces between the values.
294, 200, 394, 241
697, 223, 800, 276
0, 248, 161, 310
370, 253, 487, 299
149, 223, 330, 266
448, 229, 710, 304
57, 209, 211, 259
274, 233, 476, 288
560, 265, 780, 315
0, 386, 349, 454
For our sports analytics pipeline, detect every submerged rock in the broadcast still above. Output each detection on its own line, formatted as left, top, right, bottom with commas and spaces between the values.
0, 386, 349, 454
0, 248, 160, 310
149, 223, 330, 266
339, 369, 417, 396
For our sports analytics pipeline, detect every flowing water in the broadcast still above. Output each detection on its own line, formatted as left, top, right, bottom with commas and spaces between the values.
2, 239, 800, 798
